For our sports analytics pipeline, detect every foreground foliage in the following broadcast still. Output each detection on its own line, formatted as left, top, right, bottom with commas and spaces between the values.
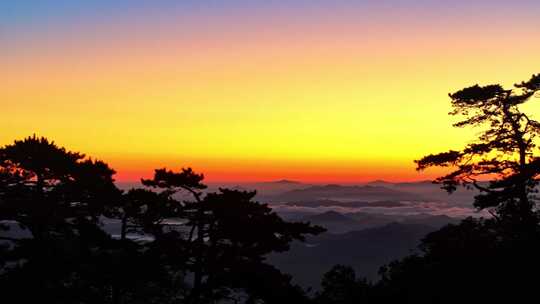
317, 73, 540, 304
0, 136, 324, 304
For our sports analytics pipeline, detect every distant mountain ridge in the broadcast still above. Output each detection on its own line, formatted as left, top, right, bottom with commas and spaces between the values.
286, 199, 405, 208
180, 180, 479, 205
301, 210, 459, 234
269, 184, 426, 202
366, 180, 433, 187
267, 179, 303, 184
268, 222, 437, 290
305, 210, 359, 223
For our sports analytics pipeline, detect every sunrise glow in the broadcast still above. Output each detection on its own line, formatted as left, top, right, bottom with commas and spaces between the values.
2, 1, 539, 182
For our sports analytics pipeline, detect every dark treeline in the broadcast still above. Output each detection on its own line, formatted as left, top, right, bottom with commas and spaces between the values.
1, 73, 539, 304
0, 137, 324, 304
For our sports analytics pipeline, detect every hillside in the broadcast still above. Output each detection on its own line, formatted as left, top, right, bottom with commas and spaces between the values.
268, 184, 426, 202
268, 223, 436, 290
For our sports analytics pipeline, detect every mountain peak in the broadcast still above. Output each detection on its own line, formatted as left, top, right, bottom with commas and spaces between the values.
306, 211, 356, 222
270, 179, 301, 184
368, 179, 392, 184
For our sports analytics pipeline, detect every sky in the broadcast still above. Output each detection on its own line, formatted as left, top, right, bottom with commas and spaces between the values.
1, 1, 540, 183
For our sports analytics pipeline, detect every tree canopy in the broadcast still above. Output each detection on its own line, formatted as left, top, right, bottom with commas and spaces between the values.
416, 74, 540, 225
0, 135, 324, 304
372, 73, 540, 304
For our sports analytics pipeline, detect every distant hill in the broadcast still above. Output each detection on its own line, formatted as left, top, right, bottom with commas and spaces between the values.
365, 180, 479, 206
268, 222, 436, 290
269, 184, 425, 202
302, 210, 397, 233
400, 213, 460, 228
286, 199, 405, 208
364, 180, 397, 187
302, 211, 363, 233
226, 180, 314, 198
300, 209, 459, 234
306, 210, 356, 222
207, 180, 479, 206
268, 179, 303, 185
366, 180, 433, 187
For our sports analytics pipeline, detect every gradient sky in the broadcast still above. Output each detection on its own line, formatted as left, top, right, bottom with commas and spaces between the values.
1, 1, 540, 182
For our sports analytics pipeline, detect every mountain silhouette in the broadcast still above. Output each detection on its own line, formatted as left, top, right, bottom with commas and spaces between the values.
301, 211, 366, 233
270, 179, 303, 184
269, 184, 425, 202
286, 199, 405, 208
268, 222, 435, 290
305, 210, 359, 222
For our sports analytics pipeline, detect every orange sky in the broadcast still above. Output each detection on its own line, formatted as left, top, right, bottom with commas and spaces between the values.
1, 2, 540, 182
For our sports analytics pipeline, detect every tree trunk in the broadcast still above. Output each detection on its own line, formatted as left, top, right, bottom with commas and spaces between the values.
189, 191, 205, 304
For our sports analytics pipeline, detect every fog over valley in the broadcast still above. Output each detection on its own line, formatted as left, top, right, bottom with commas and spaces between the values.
115, 179, 483, 289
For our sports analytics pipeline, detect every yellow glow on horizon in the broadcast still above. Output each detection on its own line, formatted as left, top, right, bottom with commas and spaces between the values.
2, 8, 539, 182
